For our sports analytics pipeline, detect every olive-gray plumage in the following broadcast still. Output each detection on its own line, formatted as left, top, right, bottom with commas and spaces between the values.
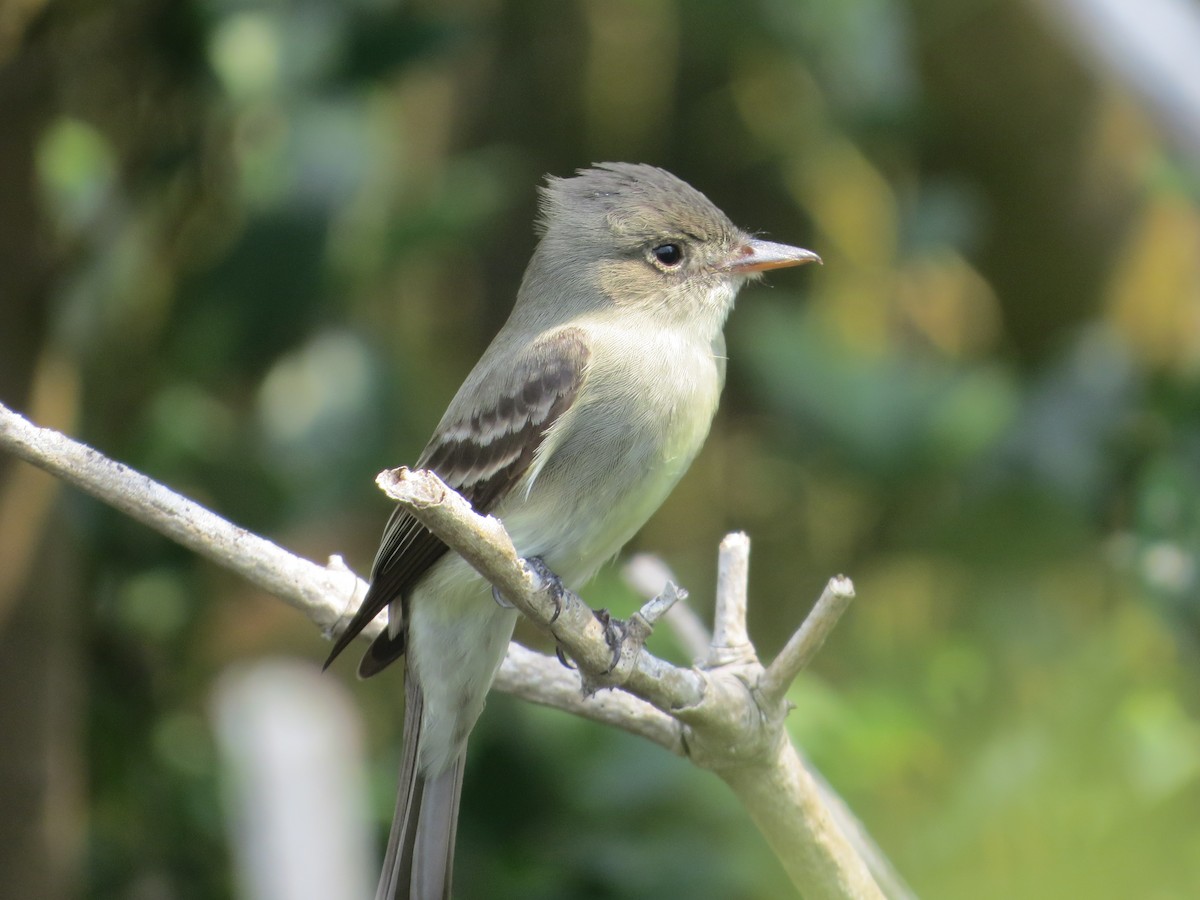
326, 163, 819, 900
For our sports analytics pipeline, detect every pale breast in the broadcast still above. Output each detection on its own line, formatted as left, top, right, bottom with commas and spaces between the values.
497, 323, 723, 586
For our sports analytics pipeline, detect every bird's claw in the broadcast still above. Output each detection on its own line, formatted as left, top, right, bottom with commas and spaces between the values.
525, 556, 565, 624
555, 643, 576, 669
593, 607, 627, 674
491, 584, 515, 609
523, 558, 622, 677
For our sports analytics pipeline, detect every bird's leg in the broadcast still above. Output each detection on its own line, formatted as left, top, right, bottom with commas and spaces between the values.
523, 557, 626, 675
523, 556, 588, 671
524, 556, 568, 624
525, 556, 574, 668
591, 607, 627, 675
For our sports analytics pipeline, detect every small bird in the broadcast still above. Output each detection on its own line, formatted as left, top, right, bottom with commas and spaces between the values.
325, 163, 819, 899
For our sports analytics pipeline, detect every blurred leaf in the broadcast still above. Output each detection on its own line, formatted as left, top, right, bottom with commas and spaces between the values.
739, 303, 1017, 478
334, 9, 470, 84
36, 118, 117, 230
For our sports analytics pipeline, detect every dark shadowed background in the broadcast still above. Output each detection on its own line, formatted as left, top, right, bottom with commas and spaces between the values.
2, 0, 1199, 898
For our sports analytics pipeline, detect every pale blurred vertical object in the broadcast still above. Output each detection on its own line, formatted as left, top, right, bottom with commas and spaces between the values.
1038, 0, 1200, 161
212, 659, 375, 900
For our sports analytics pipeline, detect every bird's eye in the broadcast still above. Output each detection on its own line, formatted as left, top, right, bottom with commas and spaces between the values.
651, 244, 684, 268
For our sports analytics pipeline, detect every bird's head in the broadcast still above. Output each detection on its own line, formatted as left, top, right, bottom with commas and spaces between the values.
524, 162, 819, 332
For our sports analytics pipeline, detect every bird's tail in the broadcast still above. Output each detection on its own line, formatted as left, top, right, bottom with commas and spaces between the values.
376, 674, 466, 900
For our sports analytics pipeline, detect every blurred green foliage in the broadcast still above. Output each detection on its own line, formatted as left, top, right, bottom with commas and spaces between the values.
3, 0, 1200, 897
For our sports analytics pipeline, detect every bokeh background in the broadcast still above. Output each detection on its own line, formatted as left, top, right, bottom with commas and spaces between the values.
2, 0, 1199, 897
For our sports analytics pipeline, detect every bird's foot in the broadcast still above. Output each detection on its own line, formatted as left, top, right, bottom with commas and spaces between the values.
522, 557, 624, 680
592, 607, 626, 675
524, 556, 566, 624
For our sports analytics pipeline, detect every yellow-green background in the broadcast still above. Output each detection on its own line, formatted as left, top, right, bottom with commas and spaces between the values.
1, 0, 1198, 897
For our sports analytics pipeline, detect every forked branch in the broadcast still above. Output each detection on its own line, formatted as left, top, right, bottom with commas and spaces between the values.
0, 401, 897, 899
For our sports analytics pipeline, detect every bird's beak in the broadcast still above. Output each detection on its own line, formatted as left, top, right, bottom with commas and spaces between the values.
724, 239, 822, 274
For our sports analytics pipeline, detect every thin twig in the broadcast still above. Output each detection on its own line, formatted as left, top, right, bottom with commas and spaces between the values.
759, 576, 857, 705
622, 553, 711, 661
635, 580, 686, 626
709, 532, 756, 666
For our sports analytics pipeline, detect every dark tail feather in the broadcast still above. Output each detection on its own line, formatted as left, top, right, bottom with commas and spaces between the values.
377, 674, 465, 900
359, 627, 407, 679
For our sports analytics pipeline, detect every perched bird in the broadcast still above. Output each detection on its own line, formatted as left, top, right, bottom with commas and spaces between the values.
325, 162, 819, 899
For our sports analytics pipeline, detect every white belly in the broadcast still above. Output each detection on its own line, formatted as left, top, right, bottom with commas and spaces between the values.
408, 323, 723, 774
505, 326, 723, 583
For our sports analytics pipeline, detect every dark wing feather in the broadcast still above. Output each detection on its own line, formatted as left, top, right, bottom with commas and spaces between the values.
323, 327, 590, 675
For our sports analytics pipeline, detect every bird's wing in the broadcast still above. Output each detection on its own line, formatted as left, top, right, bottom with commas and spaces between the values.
323, 326, 592, 673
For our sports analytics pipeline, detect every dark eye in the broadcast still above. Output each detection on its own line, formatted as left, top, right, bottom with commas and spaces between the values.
651, 243, 684, 267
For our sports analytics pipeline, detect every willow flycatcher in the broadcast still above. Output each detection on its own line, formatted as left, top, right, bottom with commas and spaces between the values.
325, 163, 819, 899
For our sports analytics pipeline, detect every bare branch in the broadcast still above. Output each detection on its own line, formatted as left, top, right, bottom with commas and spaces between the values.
622, 553, 711, 662
721, 740, 882, 900
0, 401, 364, 634
376, 466, 709, 713
0, 401, 684, 751
634, 579, 686, 627
377, 467, 884, 899
760, 576, 857, 706
709, 532, 756, 666
494, 644, 684, 754
0, 400, 691, 753
1, 403, 892, 900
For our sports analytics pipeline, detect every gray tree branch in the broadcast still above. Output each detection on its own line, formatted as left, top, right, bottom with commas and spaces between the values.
0, 400, 904, 899
376, 467, 886, 900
